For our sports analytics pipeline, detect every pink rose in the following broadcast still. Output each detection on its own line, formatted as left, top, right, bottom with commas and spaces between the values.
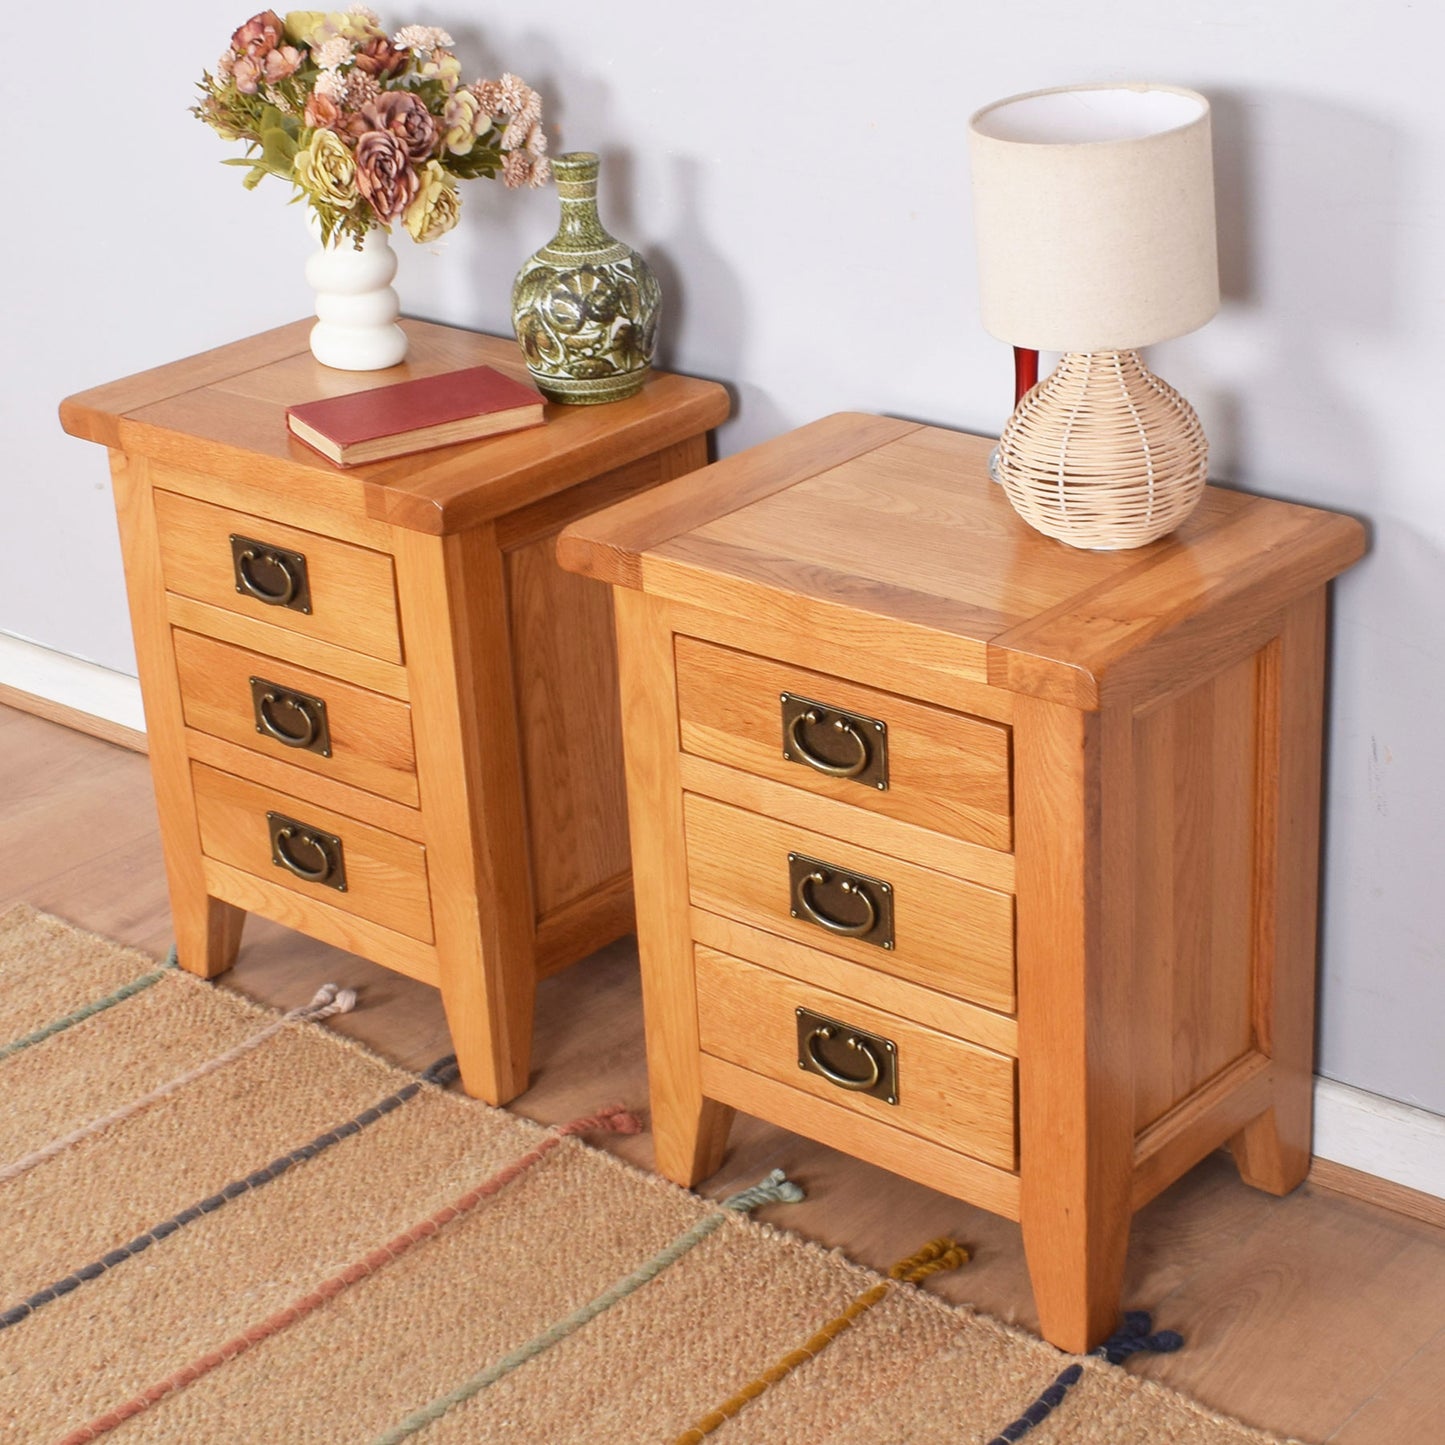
355, 130, 419, 225
362, 92, 438, 163
232, 54, 263, 94
263, 45, 303, 83
231, 10, 284, 58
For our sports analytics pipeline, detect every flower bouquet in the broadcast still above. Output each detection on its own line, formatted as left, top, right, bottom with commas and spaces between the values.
193, 7, 550, 248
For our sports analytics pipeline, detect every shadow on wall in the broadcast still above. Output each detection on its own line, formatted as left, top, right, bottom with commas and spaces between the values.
644, 156, 788, 458
1194, 88, 1397, 512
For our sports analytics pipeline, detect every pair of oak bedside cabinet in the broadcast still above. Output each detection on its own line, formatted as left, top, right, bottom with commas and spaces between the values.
62, 319, 1365, 1353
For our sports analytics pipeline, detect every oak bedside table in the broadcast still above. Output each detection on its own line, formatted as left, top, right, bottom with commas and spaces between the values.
557, 413, 1366, 1351
60, 318, 728, 1104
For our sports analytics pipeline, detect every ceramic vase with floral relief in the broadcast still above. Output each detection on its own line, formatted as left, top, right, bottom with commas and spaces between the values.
511, 152, 661, 404
305, 215, 408, 372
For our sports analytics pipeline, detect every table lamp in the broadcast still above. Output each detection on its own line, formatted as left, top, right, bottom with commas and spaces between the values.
968, 83, 1219, 549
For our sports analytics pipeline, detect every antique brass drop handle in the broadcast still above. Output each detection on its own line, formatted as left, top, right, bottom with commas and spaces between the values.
785, 709, 871, 779
236, 547, 300, 607
804, 1026, 882, 1092
795, 870, 878, 937
272, 826, 336, 883
257, 692, 319, 750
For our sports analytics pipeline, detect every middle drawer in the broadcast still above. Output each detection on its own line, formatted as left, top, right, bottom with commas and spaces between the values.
173, 630, 419, 806
684, 793, 1016, 1015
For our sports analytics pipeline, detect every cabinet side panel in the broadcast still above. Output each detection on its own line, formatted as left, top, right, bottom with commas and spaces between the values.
506, 531, 632, 918
1132, 650, 1260, 1131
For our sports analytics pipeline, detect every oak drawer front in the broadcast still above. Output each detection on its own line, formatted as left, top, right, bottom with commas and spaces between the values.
173, 631, 419, 807
153, 491, 402, 663
675, 636, 1012, 851
684, 794, 1016, 1015
191, 763, 433, 942
695, 944, 1017, 1171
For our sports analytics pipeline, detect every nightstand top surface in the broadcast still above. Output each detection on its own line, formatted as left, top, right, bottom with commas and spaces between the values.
59, 319, 729, 536
559, 412, 1366, 708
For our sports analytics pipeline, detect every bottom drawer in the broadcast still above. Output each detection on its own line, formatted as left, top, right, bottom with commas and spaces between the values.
191, 763, 433, 942
693, 944, 1017, 1171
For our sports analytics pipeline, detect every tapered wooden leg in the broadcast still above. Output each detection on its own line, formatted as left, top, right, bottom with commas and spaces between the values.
1016, 695, 1135, 1353
393, 526, 538, 1105
613, 590, 733, 1185
172, 893, 246, 979
1232, 593, 1328, 1195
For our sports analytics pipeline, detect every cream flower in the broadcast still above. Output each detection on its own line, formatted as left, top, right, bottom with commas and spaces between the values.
419, 50, 462, 88
393, 24, 453, 51
313, 68, 347, 101
294, 127, 360, 209
403, 161, 461, 242
442, 89, 483, 154
313, 35, 352, 71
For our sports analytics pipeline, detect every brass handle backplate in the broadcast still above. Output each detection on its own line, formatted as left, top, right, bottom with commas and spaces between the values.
788, 852, 894, 949
249, 677, 332, 757
230, 534, 312, 614
796, 1007, 898, 1105
780, 692, 888, 791
266, 811, 347, 891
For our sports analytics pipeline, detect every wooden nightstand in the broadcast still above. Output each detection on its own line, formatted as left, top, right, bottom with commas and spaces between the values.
557, 413, 1365, 1351
60, 318, 728, 1104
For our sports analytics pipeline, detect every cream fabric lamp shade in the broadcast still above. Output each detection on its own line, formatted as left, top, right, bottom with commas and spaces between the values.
968, 84, 1219, 351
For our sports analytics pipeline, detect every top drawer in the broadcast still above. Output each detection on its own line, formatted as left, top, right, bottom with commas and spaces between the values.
675, 636, 1011, 851
153, 491, 403, 664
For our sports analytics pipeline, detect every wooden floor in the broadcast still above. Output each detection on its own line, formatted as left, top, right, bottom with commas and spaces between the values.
3, 703, 1442, 1443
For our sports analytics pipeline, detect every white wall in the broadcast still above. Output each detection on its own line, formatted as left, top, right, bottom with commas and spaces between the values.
8, 1, 1442, 1112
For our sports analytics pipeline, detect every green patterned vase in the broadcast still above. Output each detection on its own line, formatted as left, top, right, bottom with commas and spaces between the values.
511, 152, 662, 405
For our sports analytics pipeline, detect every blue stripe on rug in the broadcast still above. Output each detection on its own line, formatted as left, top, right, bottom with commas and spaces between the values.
985, 1311, 1184, 1444
0, 1054, 459, 1332
0, 947, 177, 1064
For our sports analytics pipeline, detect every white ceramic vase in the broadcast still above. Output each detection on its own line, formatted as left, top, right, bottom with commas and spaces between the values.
304, 215, 408, 371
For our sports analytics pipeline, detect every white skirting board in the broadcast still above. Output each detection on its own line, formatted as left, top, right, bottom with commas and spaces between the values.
3, 633, 1443, 1202
1312, 1077, 1445, 1199
0, 633, 145, 732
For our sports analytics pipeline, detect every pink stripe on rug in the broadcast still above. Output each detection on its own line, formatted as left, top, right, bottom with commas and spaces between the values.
53, 1105, 642, 1445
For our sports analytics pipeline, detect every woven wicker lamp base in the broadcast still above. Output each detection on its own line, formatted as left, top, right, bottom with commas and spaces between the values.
993, 349, 1208, 550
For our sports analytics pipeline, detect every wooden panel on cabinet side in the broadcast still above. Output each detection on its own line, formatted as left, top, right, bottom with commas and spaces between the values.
1231, 592, 1330, 1196
1131, 647, 1260, 1131
506, 522, 631, 919
152, 491, 403, 663
683, 793, 1017, 1015
674, 634, 1013, 850
191, 762, 433, 942
173, 630, 419, 808
694, 943, 1018, 1170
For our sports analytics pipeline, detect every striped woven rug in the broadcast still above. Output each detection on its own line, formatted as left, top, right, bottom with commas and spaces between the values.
0, 906, 1295, 1444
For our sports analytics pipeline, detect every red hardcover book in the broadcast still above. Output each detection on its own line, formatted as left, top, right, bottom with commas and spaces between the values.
286, 365, 546, 466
